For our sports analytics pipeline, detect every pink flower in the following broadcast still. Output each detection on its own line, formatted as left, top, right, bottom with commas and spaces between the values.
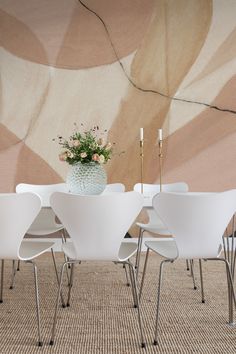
92, 153, 99, 161
80, 152, 87, 158
59, 152, 67, 161
73, 140, 80, 147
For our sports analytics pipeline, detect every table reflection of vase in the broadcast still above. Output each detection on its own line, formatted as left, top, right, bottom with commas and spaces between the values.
66, 162, 107, 195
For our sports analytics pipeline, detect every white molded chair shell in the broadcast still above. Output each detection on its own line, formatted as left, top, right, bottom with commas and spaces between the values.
50, 191, 143, 262
134, 182, 189, 235
134, 182, 188, 196
16, 183, 68, 235
102, 183, 125, 194
16, 183, 68, 207
152, 190, 236, 259
0, 193, 42, 259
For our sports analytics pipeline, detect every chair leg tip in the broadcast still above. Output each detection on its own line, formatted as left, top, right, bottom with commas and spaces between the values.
49, 340, 54, 346
126, 283, 130, 287
66, 303, 70, 307
9, 286, 13, 290
194, 286, 197, 290
62, 304, 66, 308
0, 300, 3, 303
134, 304, 137, 308
38, 341, 43, 347
17, 268, 20, 271
202, 300, 205, 303
153, 340, 158, 346
141, 342, 146, 348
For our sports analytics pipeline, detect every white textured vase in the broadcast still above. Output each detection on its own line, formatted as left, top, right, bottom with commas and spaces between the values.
66, 162, 107, 195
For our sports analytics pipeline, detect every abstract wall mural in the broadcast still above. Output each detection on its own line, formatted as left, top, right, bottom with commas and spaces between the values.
1, 0, 236, 193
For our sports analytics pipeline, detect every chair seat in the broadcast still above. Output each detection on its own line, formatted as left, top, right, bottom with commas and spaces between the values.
145, 239, 178, 259
136, 222, 171, 236
62, 241, 138, 262
19, 240, 54, 260
118, 242, 137, 262
27, 224, 64, 236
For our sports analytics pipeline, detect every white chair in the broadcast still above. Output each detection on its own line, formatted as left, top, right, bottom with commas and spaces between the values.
0, 193, 54, 346
140, 190, 236, 346
133, 182, 189, 275
15, 183, 68, 237
49, 191, 146, 348
101, 183, 132, 285
14, 183, 69, 286
102, 183, 125, 194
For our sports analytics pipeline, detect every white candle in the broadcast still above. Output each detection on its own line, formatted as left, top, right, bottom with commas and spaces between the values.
158, 128, 163, 141
140, 128, 144, 141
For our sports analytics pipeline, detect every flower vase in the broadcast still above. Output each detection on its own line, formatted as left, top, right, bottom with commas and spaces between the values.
66, 162, 107, 195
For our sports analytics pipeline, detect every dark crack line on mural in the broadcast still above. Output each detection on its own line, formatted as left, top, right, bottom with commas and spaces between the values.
78, 0, 236, 116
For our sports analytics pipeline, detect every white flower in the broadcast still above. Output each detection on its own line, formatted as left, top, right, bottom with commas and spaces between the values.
99, 154, 105, 164
67, 151, 74, 158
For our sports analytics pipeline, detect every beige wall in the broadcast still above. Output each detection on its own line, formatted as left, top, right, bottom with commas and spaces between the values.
0, 0, 236, 192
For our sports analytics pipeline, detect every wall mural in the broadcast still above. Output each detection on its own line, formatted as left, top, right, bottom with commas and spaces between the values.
1, 0, 236, 193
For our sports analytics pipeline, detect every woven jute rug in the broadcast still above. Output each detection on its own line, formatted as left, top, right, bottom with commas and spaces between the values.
0, 252, 235, 354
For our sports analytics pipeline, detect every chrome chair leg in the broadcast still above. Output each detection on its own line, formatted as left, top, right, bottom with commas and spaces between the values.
9, 260, 17, 289
50, 261, 69, 345
61, 230, 71, 281
127, 261, 146, 348
28, 261, 42, 347
135, 229, 144, 279
67, 263, 75, 307
199, 259, 205, 303
223, 259, 236, 319
139, 248, 150, 301
128, 262, 138, 308
186, 259, 190, 271
17, 260, 20, 271
0, 260, 4, 303
153, 259, 171, 346
123, 264, 130, 286
207, 258, 236, 325
190, 260, 197, 290
50, 248, 66, 308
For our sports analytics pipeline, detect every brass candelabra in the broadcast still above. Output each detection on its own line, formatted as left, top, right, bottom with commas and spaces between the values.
140, 140, 144, 194
158, 139, 163, 192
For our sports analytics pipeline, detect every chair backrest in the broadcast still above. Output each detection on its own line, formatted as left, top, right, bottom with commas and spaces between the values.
134, 182, 188, 196
16, 183, 68, 207
16, 183, 68, 233
153, 190, 236, 259
50, 191, 143, 261
0, 193, 41, 259
102, 183, 125, 194
134, 182, 189, 225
